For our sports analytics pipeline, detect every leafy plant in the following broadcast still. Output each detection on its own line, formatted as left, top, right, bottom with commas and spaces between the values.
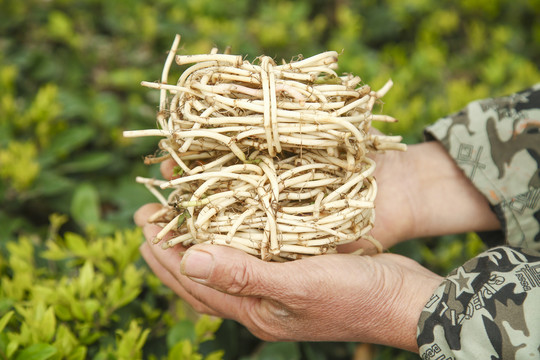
1, 0, 538, 358
0, 216, 222, 360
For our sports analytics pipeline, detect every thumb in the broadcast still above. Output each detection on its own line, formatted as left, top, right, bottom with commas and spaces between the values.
180, 244, 286, 298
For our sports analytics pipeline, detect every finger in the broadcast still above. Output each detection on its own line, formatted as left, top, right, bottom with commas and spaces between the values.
139, 242, 219, 316
175, 269, 255, 321
179, 244, 297, 299
134, 203, 163, 227
144, 239, 255, 321
142, 223, 163, 243
337, 237, 381, 254
160, 158, 177, 180
142, 222, 182, 245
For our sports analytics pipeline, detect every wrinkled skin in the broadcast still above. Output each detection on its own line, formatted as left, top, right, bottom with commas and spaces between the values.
136, 141, 499, 352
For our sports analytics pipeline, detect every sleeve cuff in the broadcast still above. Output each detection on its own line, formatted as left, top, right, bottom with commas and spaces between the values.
424, 83, 540, 250
417, 246, 540, 359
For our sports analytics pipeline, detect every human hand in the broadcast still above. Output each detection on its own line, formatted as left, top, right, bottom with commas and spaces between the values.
134, 138, 498, 352
346, 140, 500, 251
137, 205, 442, 352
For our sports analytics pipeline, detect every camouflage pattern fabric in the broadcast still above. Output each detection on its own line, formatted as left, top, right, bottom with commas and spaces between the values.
418, 84, 540, 360
424, 83, 540, 249
417, 85, 540, 359
417, 247, 540, 359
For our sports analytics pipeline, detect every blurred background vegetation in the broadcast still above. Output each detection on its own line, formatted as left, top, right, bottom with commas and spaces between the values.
0, 0, 538, 359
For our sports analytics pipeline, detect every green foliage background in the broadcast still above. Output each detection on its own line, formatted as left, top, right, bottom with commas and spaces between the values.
0, 0, 538, 359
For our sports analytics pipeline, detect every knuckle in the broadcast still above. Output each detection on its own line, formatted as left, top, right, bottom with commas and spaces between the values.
243, 300, 292, 342
225, 261, 253, 295
246, 318, 284, 342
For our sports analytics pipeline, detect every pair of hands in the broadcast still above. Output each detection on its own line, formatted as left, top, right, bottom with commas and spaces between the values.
137, 142, 500, 352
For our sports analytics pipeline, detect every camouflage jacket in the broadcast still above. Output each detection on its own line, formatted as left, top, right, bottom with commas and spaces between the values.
417, 84, 540, 359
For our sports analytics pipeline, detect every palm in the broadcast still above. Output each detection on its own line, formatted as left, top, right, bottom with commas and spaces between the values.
136, 214, 441, 352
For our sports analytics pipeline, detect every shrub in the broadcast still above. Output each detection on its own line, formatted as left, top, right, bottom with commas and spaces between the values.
0, 215, 223, 359
1, 0, 538, 359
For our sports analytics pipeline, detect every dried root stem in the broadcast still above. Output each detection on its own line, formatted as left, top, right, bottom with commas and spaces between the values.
125, 35, 406, 260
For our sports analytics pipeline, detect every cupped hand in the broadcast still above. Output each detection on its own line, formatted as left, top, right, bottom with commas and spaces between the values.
345, 140, 500, 251
137, 203, 442, 352
134, 139, 499, 351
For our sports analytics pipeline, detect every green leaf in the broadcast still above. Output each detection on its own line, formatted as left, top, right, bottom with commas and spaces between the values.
173, 166, 184, 177
81, 299, 100, 322
95, 259, 115, 276
204, 350, 225, 360
194, 315, 222, 343
41, 240, 69, 261
77, 261, 94, 299
40, 307, 57, 343
115, 321, 150, 360
0, 310, 14, 333
46, 126, 96, 159
53, 324, 79, 358
0, 140, 40, 191
93, 92, 122, 128
0, 211, 29, 241
7, 340, 19, 358
0, 333, 9, 359
67, 346, 87, 360
15, 343, 58, 360
57, 152, 114, 173
167, 340, 202, 360
54, 304, 72, 322
27, 170, 74, 197
100, 68, 147, 91
167, 320, 196, 348
0, 299, 14, 315
57, 89, 91, 120
64, 232, 88, 254
70, 183, 101, 228
47, 11, 77, 46
48, 213, 69, 237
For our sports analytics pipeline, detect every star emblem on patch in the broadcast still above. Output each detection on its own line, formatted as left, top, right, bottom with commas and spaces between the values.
449, 267, 476, 298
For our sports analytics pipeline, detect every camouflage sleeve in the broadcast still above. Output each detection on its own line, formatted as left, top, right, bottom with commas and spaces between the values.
416, 246, 540, 359
424, 83, 540, 250
417, 85, 540, 359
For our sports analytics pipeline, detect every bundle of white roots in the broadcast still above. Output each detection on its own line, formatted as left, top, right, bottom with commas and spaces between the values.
124, 35, 406, 261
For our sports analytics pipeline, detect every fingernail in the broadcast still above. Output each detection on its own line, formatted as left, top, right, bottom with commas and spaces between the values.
181, 249, 213, 280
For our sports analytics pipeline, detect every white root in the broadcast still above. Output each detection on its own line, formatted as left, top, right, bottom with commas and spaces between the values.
126, 35, 406, 260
